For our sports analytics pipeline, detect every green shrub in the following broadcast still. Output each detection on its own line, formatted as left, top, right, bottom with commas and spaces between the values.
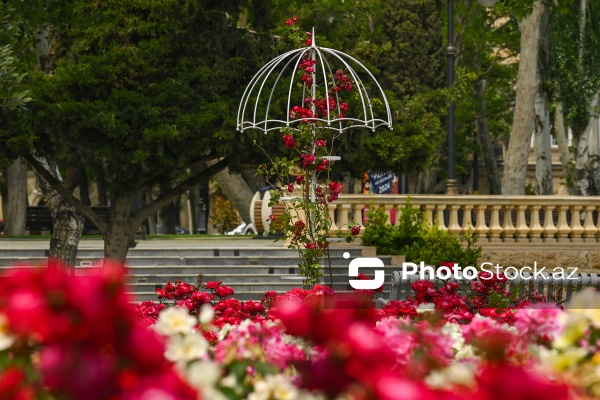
209, 197, 241, 234
361, 199, 482, 267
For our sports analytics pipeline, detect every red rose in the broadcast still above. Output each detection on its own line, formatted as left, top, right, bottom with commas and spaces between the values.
215, 285, 235, 298
205, 281, 222, 290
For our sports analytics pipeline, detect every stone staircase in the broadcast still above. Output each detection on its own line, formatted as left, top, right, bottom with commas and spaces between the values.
0, 240, 395, 303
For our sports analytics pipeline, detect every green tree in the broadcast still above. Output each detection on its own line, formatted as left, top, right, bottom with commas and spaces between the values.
8, 0, 270, 261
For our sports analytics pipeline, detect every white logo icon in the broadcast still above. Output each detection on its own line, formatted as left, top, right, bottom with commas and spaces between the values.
347, 254, 385, 290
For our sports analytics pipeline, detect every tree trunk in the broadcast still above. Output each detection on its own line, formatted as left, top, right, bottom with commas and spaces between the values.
214, 167, 254, 223
4, 158, 27, 236
94, 160, 108, 206
574, 93, 599, 195
103, 193, 137, 263
534, 82, 553, 195
554, 102, 575, 194
33, 22, 85, 267
159, 180, 177, 234
145, 187, 157, 235
34, 157, 84, 268
501, 0, 547, 194
474, 79, 501, 194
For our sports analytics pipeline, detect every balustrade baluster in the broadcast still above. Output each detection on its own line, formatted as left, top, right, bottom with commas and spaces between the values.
423, 205, 435, 227
528, 205, 544, 243
327, 203, 339, 234
582, 205, 598, 243
556, 205, 570, 242
435, 205, 447, 230
502, 205, 516, 242
462, 204, 473, 233
473, 205, 489, 242
338, 204, 350, 231
353, 204, 364, 228
570, 206, 585, 242
542, 205, 558, 242
447, 205, 461, 235
488, 205, 503, 242
514, 205, 529, 242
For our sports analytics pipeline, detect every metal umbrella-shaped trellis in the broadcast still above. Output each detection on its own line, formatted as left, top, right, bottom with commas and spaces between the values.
237, 29, 393, 284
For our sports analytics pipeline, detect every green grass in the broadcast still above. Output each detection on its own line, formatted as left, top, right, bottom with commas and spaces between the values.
0, 233, 257, 240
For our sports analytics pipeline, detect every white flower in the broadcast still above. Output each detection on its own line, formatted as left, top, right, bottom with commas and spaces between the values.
199, 304, 215, 325
553, 313, 588, 350
187, 360, 221, 388
164, 332, 209, 363
0, 314, 15, 351
539, 346, 588, 371
248, 375, 298, 400
153, 306, 197, 336
425, 363, 476, 389
416, 303, 435, 314
186, 360, 227, 400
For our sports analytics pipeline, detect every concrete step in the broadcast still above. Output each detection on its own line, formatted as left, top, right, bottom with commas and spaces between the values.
126, 272, 394, 285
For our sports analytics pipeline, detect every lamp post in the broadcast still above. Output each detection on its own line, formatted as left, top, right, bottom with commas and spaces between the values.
445, 0, 497, 195
446, 0, 457, 195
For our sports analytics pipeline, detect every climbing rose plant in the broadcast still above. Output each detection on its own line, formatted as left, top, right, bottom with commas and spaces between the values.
257, 17, 360, 287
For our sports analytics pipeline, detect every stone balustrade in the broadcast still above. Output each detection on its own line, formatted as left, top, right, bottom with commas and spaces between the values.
329, 195, 600, 243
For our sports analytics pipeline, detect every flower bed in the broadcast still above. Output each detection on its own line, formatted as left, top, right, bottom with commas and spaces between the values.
1, 263, 599, 399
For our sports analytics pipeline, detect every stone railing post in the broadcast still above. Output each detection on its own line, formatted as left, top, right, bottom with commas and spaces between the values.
569, 206, 584, 242
423, 204, 435, 227
462, 204, 473, 230
502, 205, 516, 242
542, 205, 557, 242
582, 205, 598, 243
488, 205, 503, 242
327, 203, 338, 233
528, 205, 544, 243
338, 204, 351, 230
473, 204, 489, 241
514, 205, 529, 242
556, 205, 570, 242
447, 205, 462, 235
435, 205, 447, 230
353, 204, 364, 228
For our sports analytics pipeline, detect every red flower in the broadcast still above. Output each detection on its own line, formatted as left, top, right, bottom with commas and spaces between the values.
286, 19, 293, 26
306, 38, 312, 46
215, 285, 235, 298
296, 175, 304, 184
205, 281, 222, 290
351, 225, 361, 236
316, 159, 328, 172
305, 243, 315, 250
301, 153, 316, 167
287, 183, 294, 193
282, 134, 296, 149
315, 140, 326, 147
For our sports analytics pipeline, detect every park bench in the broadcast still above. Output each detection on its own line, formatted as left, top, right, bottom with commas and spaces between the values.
377, 270, 600, 308
25, 206, 111, 235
